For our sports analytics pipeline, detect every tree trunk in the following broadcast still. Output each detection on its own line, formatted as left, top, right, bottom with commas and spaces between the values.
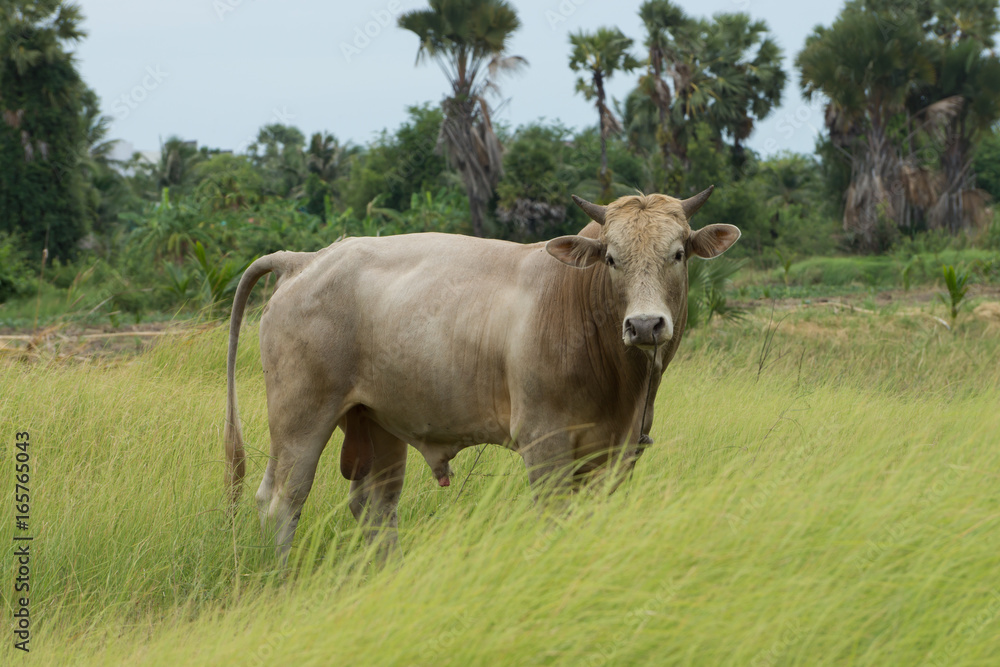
649, 59, 674, 189
468, 190, 485, 237
439, 95, 502, 237
595, 69, 612, 201
843, 114, 902, 252
931, 115, 979, 233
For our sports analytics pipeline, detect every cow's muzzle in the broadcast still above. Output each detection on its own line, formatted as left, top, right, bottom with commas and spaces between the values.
623, 313, 672, 348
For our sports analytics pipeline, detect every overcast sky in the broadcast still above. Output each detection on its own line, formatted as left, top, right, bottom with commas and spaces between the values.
73, 0, 844, 158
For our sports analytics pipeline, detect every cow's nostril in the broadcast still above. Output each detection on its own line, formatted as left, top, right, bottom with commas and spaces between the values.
623, 314, 670, 346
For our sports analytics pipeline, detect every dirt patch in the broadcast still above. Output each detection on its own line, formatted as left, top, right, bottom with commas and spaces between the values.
0, 321, 208, 361
735, 284, 1000, 311
974, 302, 1000, 323
779, 319, 851, 342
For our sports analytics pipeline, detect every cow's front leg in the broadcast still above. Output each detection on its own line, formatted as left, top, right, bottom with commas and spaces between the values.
345, 417, 408, 561
518, 429, 577, 502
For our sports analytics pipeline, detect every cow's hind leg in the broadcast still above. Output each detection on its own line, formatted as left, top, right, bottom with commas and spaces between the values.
346, 416, 407, 561
256, 399, 339, 564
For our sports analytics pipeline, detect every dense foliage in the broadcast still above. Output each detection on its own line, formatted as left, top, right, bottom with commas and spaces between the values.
1, 0, 999, 325
0, 0, 90, 260
799, 0, 1000, 251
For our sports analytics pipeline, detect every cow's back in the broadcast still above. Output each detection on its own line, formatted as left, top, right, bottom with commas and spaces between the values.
260, 233, 559, 446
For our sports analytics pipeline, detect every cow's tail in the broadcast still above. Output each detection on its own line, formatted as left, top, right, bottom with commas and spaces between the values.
224, 251, 314, 512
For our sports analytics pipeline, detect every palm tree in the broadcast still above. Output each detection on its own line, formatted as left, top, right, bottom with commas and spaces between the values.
638, 3, 785, 188
249, 124, 306, 198
800, 1, 1000, 246
0, 0, 90, 259
399, 0, 526, 237
306, 132, 352, 183
156, 136, 203, 194
797, 6, 935, 250
699, 13, 786, 174
760, 153, 822, 211
78, 87, 129, 238
638, 1, 690, 179
569, 27, 640, 201
920, 38, 1000, 232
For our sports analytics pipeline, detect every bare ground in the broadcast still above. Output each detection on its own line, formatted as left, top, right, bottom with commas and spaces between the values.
0, 320, 211, 361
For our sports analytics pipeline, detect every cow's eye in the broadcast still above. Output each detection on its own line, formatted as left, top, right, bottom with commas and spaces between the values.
606, 255, 616, 269
674, 250, 684, 262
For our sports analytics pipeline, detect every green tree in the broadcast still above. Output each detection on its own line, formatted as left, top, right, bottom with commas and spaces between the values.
77, 87, 132, 243
342, 104, 449, 214
123, 188, 209, 264
973, 128, 1000, 200
797, 5, 935, 250
569, 27, 640, 201
194, 153, 263, 213
496, 123, 570, 240
758, 152, 822, 211
303, 131, 359, 220
638, 2, 786, 190
249, 124, 306, 198
155, 136, 204, 196
0, 0, 89, 260
637, 0, 687, 178
399, 0, 526, 237
800, 0, 1000, 249
699, 13, 786, 175
306, 132, 353, 184
919, 37, 1000, 231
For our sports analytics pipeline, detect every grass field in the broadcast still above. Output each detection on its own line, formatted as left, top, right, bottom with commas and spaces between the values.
1, 301, 999, 665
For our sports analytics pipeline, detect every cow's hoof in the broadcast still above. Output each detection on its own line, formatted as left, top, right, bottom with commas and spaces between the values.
639, 434, 653, 445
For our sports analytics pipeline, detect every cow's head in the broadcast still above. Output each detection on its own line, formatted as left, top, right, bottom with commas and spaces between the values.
545, 187, 740, 349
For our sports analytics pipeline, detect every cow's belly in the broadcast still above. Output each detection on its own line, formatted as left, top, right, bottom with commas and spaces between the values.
307, 242, 522, 447
351, 301, 515, 447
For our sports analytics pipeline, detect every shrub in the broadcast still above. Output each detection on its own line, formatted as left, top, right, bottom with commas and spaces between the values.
938, 264, 970, 326
0, 233, 31, 303
687, 258, 746, 328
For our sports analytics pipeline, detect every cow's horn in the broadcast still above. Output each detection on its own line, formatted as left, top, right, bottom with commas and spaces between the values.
571, 195, 607, 224
680, 185, 715, 218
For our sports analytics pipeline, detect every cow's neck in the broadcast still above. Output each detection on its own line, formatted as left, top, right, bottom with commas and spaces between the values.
579, 264, 653, 412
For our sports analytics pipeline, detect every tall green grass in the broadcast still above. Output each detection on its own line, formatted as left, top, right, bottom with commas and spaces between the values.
1, 307, 998, 665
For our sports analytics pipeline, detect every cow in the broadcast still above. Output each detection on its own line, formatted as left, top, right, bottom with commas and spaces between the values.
224, 187, 740, 561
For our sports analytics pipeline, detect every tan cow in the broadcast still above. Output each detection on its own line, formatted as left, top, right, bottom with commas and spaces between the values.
224, 188, 739, 560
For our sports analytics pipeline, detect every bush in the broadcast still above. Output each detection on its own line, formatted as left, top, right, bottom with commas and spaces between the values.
783, 250, 1000, 287
700, 180, 770, 258
687, 258, 746, 328
938, 264, 970, 325
0, 233, 32, 303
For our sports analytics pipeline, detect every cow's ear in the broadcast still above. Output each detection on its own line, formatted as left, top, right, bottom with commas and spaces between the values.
689, 224, 741, 259
545, 235, 605, 269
